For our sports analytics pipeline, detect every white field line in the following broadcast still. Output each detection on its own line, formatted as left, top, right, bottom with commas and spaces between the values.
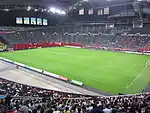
125, 60, 150, 89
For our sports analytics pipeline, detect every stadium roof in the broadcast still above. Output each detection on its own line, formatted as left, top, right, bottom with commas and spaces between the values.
0, 0, 146, 12
0, 0, 136, 8
0, 0, 80, 9
80, 0, 134, 7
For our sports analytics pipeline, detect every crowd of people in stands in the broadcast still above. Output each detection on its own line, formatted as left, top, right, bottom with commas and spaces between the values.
1, 25, 150, 52
0, 78, 150, 113
98, 35, 150, 49
1, 26, 150, 113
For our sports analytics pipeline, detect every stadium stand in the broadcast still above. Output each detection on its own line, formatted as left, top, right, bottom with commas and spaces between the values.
0, 78, 150, 113
1, 0, 150, 113
0, 25, 150, 52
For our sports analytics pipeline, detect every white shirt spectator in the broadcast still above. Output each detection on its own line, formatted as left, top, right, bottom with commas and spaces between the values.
20, 105, 29, 113
103, 108, 112, 113
53, 110, 60, 113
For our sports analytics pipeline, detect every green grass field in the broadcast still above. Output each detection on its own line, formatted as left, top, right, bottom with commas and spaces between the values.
0, 47, 150, 94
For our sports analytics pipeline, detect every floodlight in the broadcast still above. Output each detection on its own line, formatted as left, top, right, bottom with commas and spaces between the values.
55, 9, 61, 14
60, 11, 66, 15
49, 7, 66, 15
27, 6, 31, 11
4, 9, 9, 11
50, 7, 56, 13
34, 9, 37, 11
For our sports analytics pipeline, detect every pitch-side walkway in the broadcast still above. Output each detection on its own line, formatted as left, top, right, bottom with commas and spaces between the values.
0, 60, 103, 96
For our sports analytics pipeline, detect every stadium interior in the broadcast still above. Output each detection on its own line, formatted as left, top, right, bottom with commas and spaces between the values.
0, 0, 150, 112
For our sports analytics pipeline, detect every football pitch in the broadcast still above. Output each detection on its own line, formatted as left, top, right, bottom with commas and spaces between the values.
0, 47, 150, 94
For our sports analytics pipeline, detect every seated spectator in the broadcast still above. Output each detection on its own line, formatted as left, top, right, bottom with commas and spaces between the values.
103, 104, 112, 113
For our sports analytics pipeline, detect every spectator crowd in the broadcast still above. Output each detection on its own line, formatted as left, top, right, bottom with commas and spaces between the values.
1, 26, 150, 51
1, 25, 150, 113
0, 78, 150, 113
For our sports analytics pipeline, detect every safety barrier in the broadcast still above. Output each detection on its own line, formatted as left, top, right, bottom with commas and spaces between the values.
43, 71, 59, 78
57, 76, 68, 81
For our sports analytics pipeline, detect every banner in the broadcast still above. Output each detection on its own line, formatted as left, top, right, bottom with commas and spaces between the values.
104, 7, 109, 15
88, 9, 93, 15
58, 76, 68, 81
97, 9, 103, 15
43, 71, 59, 78
71, 80, 83, 86
79, 8, 84, 15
